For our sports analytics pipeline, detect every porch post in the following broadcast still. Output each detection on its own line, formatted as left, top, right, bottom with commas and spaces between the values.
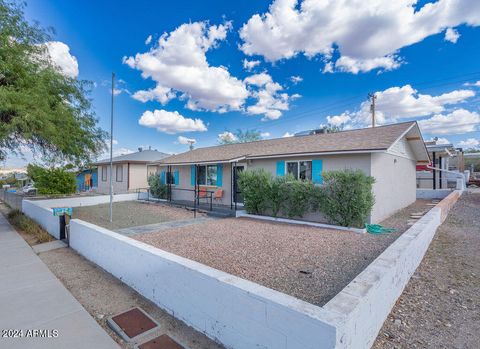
439, 157, 442, 189
230, 162, 233, 210
234, 162, 237, 211
432, 151, 436, 190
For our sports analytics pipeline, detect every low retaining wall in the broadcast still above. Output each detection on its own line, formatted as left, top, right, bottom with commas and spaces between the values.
236, 210, 366, 234
324, 190, 462, 349
22, 193, 139, 238
416, 188, 452, 200
69, 219, 341, 349
37, 190, 461, 349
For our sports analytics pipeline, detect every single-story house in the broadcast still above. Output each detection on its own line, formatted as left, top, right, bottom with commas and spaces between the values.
153, 121, 429, 223
95, 148, 169, 194
76, 168, 98, 192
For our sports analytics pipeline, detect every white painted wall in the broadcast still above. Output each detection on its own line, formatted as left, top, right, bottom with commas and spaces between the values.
21, 193, 138, 238
69, 219, 340, 349
370, 152, 416, 223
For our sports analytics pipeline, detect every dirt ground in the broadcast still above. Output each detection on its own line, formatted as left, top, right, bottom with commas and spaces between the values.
135, 200, 431, 306
38, 247, 224, 349
373, 191, 480, 349
72, 201, 202, 230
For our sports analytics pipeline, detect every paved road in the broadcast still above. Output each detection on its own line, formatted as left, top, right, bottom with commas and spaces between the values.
0, 214, 119, 349
373, 191, 480, 348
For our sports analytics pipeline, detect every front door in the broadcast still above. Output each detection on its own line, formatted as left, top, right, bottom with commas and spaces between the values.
234, 165, 245, 204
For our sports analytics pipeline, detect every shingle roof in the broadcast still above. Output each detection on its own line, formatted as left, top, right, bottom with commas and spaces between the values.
95, 149, 169, 165
157, 122, 419, 165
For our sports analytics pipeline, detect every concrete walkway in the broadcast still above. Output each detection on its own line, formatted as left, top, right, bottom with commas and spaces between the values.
115, 216, 214, 236
0, 214, 119, 349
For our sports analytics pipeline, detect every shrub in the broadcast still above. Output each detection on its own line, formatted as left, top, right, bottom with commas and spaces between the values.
266, 175, 289, 217
27, 165, 76, 195
237, 169, 271, 214
148, 174, 167, 199
320, 169, 375, 227
282, 179, 314, 218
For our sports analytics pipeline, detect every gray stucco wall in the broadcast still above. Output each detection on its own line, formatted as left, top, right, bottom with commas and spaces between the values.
97, 164, 128, 194
370, 152, 417, 223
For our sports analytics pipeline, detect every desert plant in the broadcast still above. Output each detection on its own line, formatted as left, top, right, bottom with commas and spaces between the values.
266, 175, 290, 217
320, 169, 375, 227
7, 209, 53, 243
237, 169, 271, 214
282, 179, 314, 218
148, 174, 167, 199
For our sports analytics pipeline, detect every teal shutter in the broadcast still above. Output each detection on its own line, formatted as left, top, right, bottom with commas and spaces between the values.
217, 164, 223, 187
190, 165, 196, 186
276, 161, 285, 177
312, 159, 323, 184
160, 171, 166, 185
174, 170, 179, 185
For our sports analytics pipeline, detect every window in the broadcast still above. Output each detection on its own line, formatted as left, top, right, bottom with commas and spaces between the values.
197, 165, 217, 186
101, 166, 107, 181
286, 161, 312, 181
116, 165, 123, 182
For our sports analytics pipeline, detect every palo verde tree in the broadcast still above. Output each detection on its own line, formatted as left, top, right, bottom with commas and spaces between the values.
0, 0, 106, 166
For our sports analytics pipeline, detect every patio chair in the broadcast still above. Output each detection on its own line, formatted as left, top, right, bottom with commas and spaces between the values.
213, 189, 224, 201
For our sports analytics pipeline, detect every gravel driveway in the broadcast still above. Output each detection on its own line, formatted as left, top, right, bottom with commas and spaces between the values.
373, 191, 480, 349
135, 200, 431, 306
72, 201, 202, 230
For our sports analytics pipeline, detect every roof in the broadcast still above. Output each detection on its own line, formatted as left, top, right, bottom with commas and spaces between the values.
95, 149, 169, 165
156, 121, 429, 165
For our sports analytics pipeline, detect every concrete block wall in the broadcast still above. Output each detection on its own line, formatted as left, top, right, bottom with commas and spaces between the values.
69, 219, 341, 349
324, 190, 462, 349
22, 193, 139, 238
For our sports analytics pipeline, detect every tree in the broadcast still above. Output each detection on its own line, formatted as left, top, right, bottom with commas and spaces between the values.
218, 129, 262, 145
26, 165, 76, 194
0, 1, 106, 166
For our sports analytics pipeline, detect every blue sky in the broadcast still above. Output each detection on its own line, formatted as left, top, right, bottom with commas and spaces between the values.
5, 0, 480, 167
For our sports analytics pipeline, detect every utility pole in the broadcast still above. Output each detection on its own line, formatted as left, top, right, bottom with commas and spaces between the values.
109, 72, 115, 223
368, 92, 376, 128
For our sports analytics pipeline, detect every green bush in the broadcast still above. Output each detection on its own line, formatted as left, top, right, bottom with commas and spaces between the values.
26, 165, 76, 195
320, 169, 375, 227
237, 168, 375, 227
148, 174, 167, 199
237, 169, 271, 214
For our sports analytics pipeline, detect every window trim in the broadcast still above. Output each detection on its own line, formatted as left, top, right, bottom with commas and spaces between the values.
101, 166, 107, 182
285, 160, 313, 181
115, 165, 123, 182
197, 164, 218, 187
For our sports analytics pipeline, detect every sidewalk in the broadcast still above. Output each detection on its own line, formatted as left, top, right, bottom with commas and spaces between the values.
0, 214, 119, 349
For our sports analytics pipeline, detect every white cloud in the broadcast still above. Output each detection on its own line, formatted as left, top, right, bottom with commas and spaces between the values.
244, 72, 294, 120
327, 113, 351, 126
458, 138, 480, 149
125, 21, 249, 112
419, 109, 480, 135
261, 132, 270, 138
132, 85, 175, 104
177, 136, 197, 145
239, 0, 480, 73
464, 80, 480, 87
44, 41, 79, 78
290, 76, 303, 84
444, 28, 460, 43
328, 85, 475, 127
243, 59, 261, 71
138, 110, 207, 134
427, 137, 450, 145
145, 35, 152, 45
282, 132, 294, 138
217, 131, 237, 143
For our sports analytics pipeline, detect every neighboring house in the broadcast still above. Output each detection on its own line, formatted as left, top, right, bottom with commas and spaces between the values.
153, 121, 429, 223
95, 148, 169, 194
416, 141, 465, 189
76, 168, 98, 192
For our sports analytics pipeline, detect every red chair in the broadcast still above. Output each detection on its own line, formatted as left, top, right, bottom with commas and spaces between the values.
213, 189, 224, 201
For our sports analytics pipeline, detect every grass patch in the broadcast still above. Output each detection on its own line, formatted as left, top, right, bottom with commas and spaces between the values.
7, 209, 53, 244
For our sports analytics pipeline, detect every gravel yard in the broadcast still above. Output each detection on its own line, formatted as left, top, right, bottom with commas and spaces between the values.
72, 201, 201, 230
373, 191, 480, 349
135, 200, 432, 306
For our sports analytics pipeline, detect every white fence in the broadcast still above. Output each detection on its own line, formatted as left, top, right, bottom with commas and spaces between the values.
22, 190, 462, 349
